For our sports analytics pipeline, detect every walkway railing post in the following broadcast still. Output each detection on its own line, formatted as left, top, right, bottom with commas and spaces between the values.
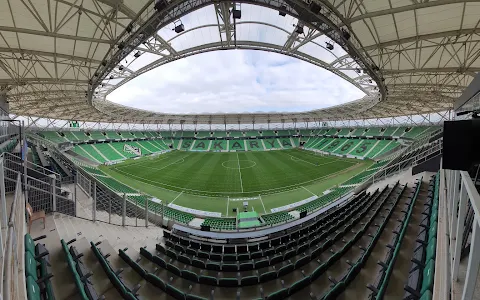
145, 197, 148, 227
74, 174, 77, 217
0, 158, 8, 229
122, 193, 126, 226
51, 175, 57, 212
452, 183, 467, 281
462, 218, 480, 300
92, 181, 96, 222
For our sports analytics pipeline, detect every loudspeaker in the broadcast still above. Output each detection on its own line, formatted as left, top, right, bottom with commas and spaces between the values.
310, 2, 321, 14
232, 9, 241, 19
299, 211, 307, 218
232, 208, 237, 212
443, 120, 480, 171
174, 24, 185, 33
154, 0, 167, 11
201, 225, 210, 231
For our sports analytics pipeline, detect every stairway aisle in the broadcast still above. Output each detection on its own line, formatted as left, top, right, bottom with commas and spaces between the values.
383, 180, 429, 298
340, 184, 413, 300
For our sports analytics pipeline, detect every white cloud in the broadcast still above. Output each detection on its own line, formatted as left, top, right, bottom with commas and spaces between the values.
106, 4, 366, 114
107, 50, 365, 114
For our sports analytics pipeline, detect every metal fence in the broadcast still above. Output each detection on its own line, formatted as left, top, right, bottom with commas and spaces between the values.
368, 138, 443, 184
1, 169, 26, 300
442, 168, 480, 300
75, 169, 159, 227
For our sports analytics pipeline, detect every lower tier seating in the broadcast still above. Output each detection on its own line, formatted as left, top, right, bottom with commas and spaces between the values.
261, 211, 294, 225
202, 218, 237, 230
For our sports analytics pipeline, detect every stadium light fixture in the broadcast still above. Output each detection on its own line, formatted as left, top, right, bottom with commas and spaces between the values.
295, 24, 304, 34
233, 3, 241, 19
173, 20, 185, 33
341, 28, 350, 40
279, 5, 287, 16
326, 42, 334, 50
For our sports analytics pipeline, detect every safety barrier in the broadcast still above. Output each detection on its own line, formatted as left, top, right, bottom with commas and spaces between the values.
442, 168, 480, 300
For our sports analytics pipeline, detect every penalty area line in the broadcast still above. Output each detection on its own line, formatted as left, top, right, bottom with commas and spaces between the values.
170, 191, 184, 205
301, 186, 317, 197
259, 195, 267, 213
226, 196, 230, 217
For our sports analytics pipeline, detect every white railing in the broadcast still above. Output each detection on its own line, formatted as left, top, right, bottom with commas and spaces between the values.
1, 172, 25, 300
443, 168, 480, 300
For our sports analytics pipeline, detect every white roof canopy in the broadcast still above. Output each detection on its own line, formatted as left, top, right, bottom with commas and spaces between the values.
0, 0, 475, 124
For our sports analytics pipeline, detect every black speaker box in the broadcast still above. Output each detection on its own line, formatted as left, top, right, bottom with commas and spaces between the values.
299, 211, 307, 218
443, 120, 480, 171
201, 225, 210, 231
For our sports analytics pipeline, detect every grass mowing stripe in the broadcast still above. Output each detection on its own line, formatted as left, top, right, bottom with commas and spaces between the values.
236, 152, 244, 192
104, 149, 368, 199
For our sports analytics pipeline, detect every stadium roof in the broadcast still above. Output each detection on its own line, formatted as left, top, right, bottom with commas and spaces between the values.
0, 0, 476, 124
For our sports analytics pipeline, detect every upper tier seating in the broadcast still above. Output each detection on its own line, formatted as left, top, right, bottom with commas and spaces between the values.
41, 131, 67, 143
365, 127, 382, 136
229, 131, 243, 137
104, 131, 120, 139
94, 143, 124, 161
261, 130, 276, 137
196, 131, 211, 138
86, 131, 104, 140
337, 128, 350, 136
94, 176, 137, 194
120, 132, 135, 138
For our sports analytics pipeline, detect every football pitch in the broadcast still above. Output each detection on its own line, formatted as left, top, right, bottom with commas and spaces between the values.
100, 149, 372, 216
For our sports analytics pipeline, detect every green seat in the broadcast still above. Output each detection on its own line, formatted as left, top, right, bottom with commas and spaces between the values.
420, 259, 435, 294
322, 281, 345, 300
428, 222, 437, 241
420, 290, 433, 300
26, 276, 41, 300
25, 251, 39, 279
40, 260, 56, 300
265, 288, 288, 300
25, 234, 36, 255
166, 284, 185, 299
426, 238, 437, 262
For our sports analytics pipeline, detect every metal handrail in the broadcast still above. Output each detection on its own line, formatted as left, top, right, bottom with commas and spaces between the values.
443, 168, 480, 300
3, 172, 22, 300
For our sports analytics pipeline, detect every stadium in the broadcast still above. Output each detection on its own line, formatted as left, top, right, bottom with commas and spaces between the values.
0, 0, 479, 300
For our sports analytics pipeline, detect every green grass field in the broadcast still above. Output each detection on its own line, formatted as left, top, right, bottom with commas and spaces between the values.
100, 149, 372, 216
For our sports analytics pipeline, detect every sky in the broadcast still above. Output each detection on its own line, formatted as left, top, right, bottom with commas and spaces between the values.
105, 4, 366, 114
107, 49, 365, 114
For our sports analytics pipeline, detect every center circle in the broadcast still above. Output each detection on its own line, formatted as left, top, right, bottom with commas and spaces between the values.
222, 160, 257, 169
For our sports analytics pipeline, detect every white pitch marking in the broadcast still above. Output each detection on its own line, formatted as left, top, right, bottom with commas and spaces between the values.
170, 191, 184, 205
301, 186, 317, 196
259, 194, 267, 213
236, 152, 244, 192
226, 196, 230, 217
